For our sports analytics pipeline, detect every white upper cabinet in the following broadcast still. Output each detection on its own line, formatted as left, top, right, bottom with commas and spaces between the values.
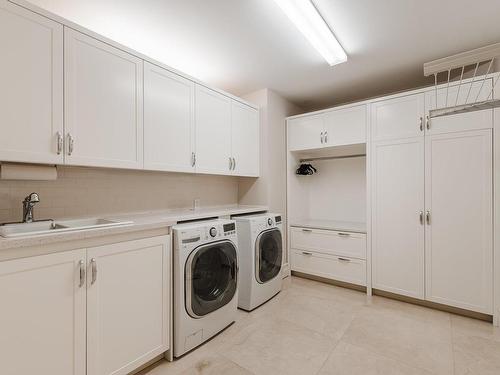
425, 129, 493, 313
195, 85, 232, 175
144, 62, 195, 173
324, 105, 366, 146
288, 114, 325, 151
87, 237, 170, 375
231, 101, 260, 177
64, 28, 143, 169
0, 249, 86, 375
371, 93, 425, 141
371, 137, 425, 299
0, 1, 63, 164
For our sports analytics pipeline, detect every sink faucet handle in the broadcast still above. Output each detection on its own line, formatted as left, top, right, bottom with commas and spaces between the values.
24, 192, 40, 203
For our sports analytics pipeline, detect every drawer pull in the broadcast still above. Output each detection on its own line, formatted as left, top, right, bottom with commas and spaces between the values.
338, 257, 351, 262
302, 229, 312, 233
338, 232, 351, 237
302, 251, 313, 256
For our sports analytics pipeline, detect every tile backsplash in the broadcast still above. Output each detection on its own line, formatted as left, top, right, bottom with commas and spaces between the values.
0, 166, 238, 223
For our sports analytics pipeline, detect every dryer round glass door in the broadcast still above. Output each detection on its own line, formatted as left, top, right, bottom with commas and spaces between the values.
256, 228, 283, 283
185, 240, 237, 318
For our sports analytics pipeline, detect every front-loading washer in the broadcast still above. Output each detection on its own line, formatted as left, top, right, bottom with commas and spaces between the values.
173, 219, 238, 357
233, 213, 283, 311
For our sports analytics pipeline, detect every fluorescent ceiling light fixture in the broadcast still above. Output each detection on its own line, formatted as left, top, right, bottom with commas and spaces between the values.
273, 0, 347, 66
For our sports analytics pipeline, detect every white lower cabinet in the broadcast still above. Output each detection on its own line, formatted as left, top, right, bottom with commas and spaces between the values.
0, 249, 86, 375
290, 226, 367, 286
0, 235, 170, 375
87, 237, 170, 375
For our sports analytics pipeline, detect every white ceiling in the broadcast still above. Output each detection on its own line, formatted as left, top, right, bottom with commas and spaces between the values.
28, 0, 500, 110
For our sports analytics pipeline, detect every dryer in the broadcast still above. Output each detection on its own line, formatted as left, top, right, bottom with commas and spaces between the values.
173, 219, 238, 357
234, 213, 283, 311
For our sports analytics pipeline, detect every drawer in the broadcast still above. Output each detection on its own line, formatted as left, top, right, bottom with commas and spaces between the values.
291, 250, 366, 286
290, 227, 366, 259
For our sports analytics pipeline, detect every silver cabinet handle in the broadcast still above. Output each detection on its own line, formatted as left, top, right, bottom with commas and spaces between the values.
338, 232, 351, 237
324, 131, 328, 143
320, 131, 324, 144
426, 115, 430, 130
67, 133, 74, 156
79, 260, 85, 288
56, 132, 63, 155
419, 117, 423, 131
426, 211, 431, 225
229, 157, 233, 171
232, 157, 236, 171
419, 211, 424, 225
338, 257, 351, 262
90, 258, 97, 285
191, 152, 196, 167
302, 228, 312, 232
302, 251, 313, 256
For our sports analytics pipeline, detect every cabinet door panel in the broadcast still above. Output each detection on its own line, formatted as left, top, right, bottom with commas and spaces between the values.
195, 85, 232, 175
324, 105, 366, 146
372, 138, 425, 298
425, 130, 493, 313
0, 249, 86, 375
288, 114, 325, 151
144, 62, 194, 172
371, 94, 424, 141
64, 28, 143, 169
231, 101, 260, 177
0, 1, 63, 164
87, 236, 170, 375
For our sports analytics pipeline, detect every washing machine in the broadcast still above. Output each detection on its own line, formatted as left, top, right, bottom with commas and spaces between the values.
173, 219, 239, 357
233, 213, 283, 311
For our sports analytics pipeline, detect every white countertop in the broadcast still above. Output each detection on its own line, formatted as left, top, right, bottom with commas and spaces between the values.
290, 219, 367, 234
0, 205, 268, 251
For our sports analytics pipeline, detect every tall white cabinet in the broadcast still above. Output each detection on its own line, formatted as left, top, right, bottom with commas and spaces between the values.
64, 28, 144, 169
0, 0, 64, 164
371, 90, 494, 313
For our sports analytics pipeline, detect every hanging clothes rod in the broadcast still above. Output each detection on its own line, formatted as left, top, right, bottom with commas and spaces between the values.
299, 154, 366, 162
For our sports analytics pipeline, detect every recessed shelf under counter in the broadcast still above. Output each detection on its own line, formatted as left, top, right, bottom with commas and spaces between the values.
290, 219, 366, 234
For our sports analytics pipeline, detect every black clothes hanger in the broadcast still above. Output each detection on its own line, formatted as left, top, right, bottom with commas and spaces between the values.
296, 163, 317, 175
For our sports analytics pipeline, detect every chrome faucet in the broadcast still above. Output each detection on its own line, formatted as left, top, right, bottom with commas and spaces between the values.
22, 192, 40, 223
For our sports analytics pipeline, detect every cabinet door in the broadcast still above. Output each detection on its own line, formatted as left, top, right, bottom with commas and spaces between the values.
64, 28, 143, 169
0, 1, 63, 164
87, 236, 170, 375
371, 93, 425, 141
144, 62, 195, 172
0, 249, 86, 375
324, 105, 366, 146
231, 101, 260, 177
195, 85, 232, 175
288, 114, 325, 151
425, 129, 493, 313
372, 138, 425, 298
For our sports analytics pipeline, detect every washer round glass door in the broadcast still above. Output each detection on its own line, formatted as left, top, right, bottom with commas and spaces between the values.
256, 228, 283, 283
185, 240, 237, 318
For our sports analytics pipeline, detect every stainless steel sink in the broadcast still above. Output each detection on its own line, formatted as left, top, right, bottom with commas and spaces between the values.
0, 218, 133, 238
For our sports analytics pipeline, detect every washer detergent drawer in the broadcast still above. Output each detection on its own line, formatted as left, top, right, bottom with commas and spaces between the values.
291, 250, 366, 286
290, 227, 366, 260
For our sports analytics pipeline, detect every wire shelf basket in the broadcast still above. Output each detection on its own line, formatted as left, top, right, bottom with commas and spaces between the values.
424, 42, 500, 118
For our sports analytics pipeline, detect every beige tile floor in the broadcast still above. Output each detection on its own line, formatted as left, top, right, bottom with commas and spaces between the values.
140, 276, 500, 375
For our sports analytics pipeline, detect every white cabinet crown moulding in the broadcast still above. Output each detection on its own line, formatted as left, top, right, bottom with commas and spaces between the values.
1, 0, 260, 178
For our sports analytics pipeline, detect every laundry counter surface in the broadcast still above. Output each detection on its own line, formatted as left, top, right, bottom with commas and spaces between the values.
0, 205, 268, 253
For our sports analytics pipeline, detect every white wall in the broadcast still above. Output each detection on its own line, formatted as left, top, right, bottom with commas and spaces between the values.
299, 157, 366, 223
238, 89, 302, 216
